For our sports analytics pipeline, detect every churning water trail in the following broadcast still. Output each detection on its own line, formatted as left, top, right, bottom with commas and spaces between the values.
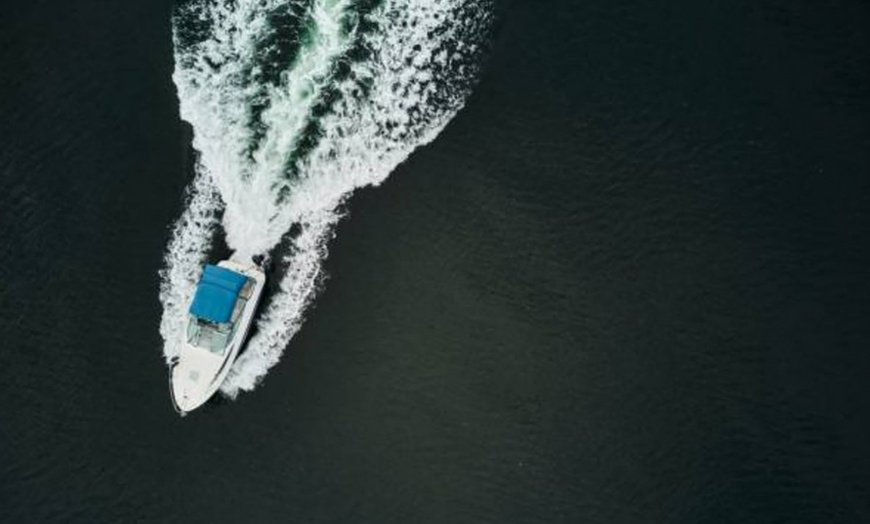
159, 0, 492, 397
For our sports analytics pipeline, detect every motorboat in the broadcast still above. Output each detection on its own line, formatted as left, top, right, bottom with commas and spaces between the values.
169, 260, 266, 414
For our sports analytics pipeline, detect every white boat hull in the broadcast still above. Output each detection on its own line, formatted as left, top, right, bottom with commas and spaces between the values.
169, 260, 266, 414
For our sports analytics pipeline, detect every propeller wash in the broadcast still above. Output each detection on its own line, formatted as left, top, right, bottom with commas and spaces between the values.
158, 0, 492, 397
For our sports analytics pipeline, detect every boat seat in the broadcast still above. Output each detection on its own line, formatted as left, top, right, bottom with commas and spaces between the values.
231, 297, 247, 322
238, 278, 255, 300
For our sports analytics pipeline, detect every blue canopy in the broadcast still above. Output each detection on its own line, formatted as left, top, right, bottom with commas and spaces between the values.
188, 265, 248, 323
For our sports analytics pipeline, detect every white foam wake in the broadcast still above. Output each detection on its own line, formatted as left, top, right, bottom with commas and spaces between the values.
158, 168, 222, 363
160, 0, 491, 397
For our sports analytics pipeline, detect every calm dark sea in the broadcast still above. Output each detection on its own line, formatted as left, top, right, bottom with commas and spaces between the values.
2, 0, 870, 522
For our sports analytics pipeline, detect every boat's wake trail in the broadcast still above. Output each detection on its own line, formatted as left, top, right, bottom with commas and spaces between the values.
159, 0, 491, 397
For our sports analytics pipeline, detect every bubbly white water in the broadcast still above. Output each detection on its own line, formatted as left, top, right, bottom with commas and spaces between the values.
160, 0, 491, 397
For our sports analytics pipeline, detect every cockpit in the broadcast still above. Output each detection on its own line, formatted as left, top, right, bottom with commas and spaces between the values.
185, 264, 254, 354
186, 317, 235, 354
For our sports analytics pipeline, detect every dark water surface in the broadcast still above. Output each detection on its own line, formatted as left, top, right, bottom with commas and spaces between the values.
2, 1, 870, 522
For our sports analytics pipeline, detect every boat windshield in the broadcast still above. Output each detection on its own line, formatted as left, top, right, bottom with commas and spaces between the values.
186, 316, 234, 355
